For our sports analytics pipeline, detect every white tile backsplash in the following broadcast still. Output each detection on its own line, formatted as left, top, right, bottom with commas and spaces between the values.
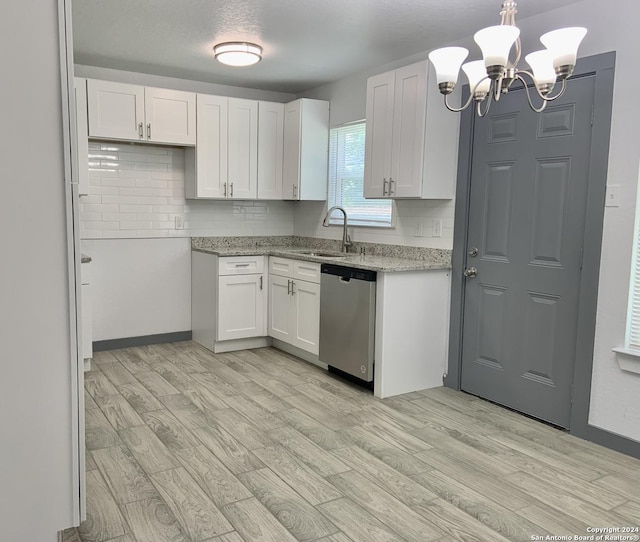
80, 142, 295, 239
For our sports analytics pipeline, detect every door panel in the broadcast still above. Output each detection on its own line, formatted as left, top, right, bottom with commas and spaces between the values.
292, 280, 320, 355
196, 94, 228, 198
218, 275, 263, 341
268, 275, 292, 342
228, 98, 258, 199
87, 80, 144, 141
461, 76, 596, 428
144, 88, 196, 145
257, 102, 284, 199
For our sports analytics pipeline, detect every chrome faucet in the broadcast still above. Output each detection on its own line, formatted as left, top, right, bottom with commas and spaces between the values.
322, 206, 352, 253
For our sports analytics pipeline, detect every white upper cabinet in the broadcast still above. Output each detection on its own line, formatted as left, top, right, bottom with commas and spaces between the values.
228, 98, 258, 199
186, 95, 257, 199
87, 80, 145, 141
257, 101, 284, 200
282, 98, 329, 201
363, 60, 457, 199
144, 87, 196, 145
87, 79, 195, 145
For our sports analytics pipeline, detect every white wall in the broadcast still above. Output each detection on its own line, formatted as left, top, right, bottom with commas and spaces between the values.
82, 238, 192, 341
0, 1, 76, 540
297, 54, 456, 249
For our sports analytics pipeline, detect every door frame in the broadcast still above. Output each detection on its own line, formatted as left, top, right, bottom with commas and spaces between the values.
446, 52, 616, 440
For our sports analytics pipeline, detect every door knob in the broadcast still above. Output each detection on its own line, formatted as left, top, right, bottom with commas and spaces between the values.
468, 247, 478, 257
464, 267, 478, 278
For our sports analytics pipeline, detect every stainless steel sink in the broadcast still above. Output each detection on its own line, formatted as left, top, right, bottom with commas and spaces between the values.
299, 251, 347, 258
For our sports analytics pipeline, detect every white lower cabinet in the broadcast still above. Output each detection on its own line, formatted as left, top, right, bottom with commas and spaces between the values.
192, 252, 267, 352
268, 257, 321, 355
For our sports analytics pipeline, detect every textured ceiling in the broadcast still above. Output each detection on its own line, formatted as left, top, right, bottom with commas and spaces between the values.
72, 0, 584, 94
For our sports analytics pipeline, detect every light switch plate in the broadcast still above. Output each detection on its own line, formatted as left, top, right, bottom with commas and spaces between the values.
433, 219, 442, 237
175, 216, 184, 229
606, 185, 621, 207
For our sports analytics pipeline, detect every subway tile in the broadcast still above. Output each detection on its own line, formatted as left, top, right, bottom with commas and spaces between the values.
120, 221, 153, 230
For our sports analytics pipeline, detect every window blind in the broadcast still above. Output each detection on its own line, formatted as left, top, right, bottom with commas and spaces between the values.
328, 122, 392, 227
628, 195, 640, 349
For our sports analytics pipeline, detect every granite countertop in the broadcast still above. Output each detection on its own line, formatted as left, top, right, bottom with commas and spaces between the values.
81, 254, 92, 263
192, 243, 451, 272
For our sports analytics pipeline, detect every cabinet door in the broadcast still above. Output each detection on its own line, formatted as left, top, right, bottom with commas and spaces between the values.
268, 275, 293, 342
282, 100, 301, 200
390, 61, 427, 198
228, 98, 258, 199
292, 279, 321, 355
144, 87, 196, 145
218, 274, 265, 341
257, 101, 284, 199
363, 71, 395, 198
196, 94, 228, 198
74, 78, 90, 196
87, 79, 144, 141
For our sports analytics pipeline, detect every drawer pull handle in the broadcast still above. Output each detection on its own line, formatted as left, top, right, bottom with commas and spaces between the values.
235, 263, 250, 267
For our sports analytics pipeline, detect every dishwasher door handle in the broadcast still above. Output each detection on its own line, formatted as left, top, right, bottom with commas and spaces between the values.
339, 277, 351, 283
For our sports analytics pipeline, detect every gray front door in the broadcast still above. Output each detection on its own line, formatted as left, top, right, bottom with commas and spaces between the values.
460, 76, 596, 428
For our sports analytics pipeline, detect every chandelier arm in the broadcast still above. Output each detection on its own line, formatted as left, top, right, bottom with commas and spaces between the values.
514, 74, 548, 113
443, 93, 475, 113
516, 70, 568, 101
542, 79, 567, 101
477, 93, 493, 117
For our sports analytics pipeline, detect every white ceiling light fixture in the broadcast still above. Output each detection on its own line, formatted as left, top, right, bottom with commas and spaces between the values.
214, 42, 262, 67
428, 1, 586, 116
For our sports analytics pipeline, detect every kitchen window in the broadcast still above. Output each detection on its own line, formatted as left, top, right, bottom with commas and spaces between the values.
327, 121, 393, 227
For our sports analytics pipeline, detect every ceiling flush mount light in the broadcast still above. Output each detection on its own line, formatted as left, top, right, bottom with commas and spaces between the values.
214, 42, 262, 67
428, 1, 586, 116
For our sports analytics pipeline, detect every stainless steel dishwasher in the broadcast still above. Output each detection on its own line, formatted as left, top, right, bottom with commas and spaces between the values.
319, 264, 376, 384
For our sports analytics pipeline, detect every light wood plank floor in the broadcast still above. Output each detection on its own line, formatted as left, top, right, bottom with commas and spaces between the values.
63, 341, 640, 542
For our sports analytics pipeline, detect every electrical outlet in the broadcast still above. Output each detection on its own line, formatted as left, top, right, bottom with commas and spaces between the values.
411, 221, 423, 237
175, 216, 184, 230
433, 219, 442, 237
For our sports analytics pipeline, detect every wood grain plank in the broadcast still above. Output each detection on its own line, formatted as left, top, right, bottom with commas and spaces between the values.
357, 413, 433, 454
192, 424, 264, 474
413, 498, 512, 542
337, 426, 431, 476
85, 408, 121, 451
124, 495, 189, 542
235, 380, 293, 412
174, 445, 252, 506
118, 425, 179, 474
100, 362, 138, 386
568, 450, 640, 481
92, 350, 119, 364
223, 394, 284, 430
136, 371, 180, 398
86, 448, 98, 471
276, 408, 349, 450
252, 446, 342, 505
117, 381, 165, 414
267, 425, 350, 476
222, 497, 299, 542
151, 467, 234, 541
331, 446, 438, 507
79, 470, 128, 542
409, 447, 533, 511
85, 389, 99, 410
317, 498, 405, 542
183, 382, 229, 413
593, 474, 640, 503
206, 407, 273, 450
172, 351, 209, 374
410, 469, 549, 541
153, 361, 195, 391
613, 500, 640, 523
142, 409, 201, 451
284, 393, 358, 430
113, 349, 153, 374
237, 467, 339, 541
93, 444, 157, 505
85, 370, 120, 398
202, 533, 244, 542
313, 534, 354, 542
159, 393, 213, 430
515, 502, 590, 537
327, 470, 441, 542
96, 394, 145, 430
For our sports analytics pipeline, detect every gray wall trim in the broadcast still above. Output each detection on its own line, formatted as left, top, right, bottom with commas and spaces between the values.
93, 331, 192, 351
447, 52, 620, 447
585, 424, 640, 460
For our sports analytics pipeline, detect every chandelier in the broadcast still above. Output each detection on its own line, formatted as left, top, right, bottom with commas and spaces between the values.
427, 1, 587, 116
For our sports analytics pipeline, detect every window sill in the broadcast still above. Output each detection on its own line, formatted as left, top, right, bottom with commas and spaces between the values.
612, 347, 640, 374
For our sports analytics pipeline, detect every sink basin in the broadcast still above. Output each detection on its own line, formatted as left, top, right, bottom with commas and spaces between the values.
299, 251, 347, 258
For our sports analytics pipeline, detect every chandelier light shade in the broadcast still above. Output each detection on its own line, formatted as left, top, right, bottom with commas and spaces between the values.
214, 42, 262, 66
427, 1, 587, 116
473, 25, 520, 73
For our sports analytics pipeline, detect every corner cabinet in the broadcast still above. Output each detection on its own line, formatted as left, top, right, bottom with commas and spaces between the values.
363, 60, 458, 199
87, 79, 196, 145
185, 95, 258, 199
268, 257, 321, 355
192, 252, 267, 353
282, 98, 329, 201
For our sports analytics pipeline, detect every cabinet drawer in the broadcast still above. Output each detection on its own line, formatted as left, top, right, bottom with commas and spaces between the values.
269, 257, 294, 277
218, 255, 264, 275
293, 260, 321, 284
